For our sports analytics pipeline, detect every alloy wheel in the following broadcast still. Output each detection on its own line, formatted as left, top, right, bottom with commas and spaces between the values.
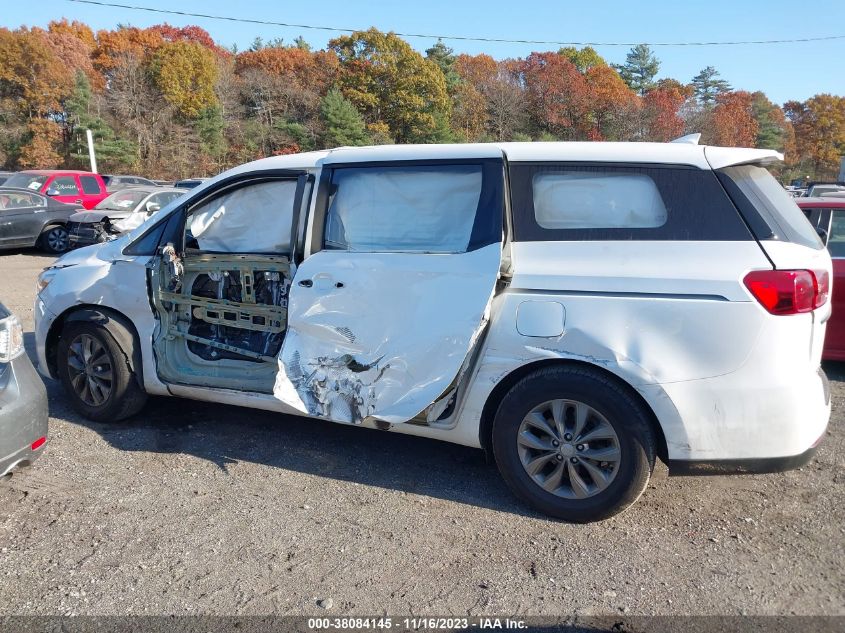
516, 399, 621, 499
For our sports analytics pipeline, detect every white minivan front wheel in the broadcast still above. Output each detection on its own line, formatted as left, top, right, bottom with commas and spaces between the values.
492, 365, 656, 523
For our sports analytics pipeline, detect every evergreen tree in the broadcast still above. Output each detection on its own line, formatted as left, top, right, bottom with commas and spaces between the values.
613, 44, 660, 96
319, 88, 369, 147
64, 71, 135, 169
692, 66, 731, 107
426, 39, 460, 91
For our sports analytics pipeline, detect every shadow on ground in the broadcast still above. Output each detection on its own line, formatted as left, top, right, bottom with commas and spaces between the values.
31, 327, 532, 517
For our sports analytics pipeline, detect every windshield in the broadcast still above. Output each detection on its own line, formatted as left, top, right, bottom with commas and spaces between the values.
720, 165, 823, 250
95, 190, 148, 211
5, 174, 47, 191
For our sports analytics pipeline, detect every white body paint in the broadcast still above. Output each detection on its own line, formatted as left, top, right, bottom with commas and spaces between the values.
274, 244, 501, 424
33, 142, 831, 468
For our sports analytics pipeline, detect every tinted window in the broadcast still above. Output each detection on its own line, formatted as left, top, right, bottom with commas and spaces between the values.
532, 171, 667, 229
828, 211, 845, 258
323, 163, 500, 253
5, 174, 47, 191
50, 176, 79, 195
511, 163, 752, 241
0, 191, 44, 209
79, 176, 102, 194
720, 165, 822, 250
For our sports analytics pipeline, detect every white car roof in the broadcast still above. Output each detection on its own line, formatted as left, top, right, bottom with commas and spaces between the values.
203, 143, 783, 190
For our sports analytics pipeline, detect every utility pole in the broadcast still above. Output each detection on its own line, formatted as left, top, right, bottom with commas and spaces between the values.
86, 129, 97, 173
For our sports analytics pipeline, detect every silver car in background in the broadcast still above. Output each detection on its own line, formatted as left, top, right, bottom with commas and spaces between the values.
0, 302, 48, 478
66, 187, 186, 248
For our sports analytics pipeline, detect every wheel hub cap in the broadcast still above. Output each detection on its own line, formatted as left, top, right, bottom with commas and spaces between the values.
66, 334, 113, 407
516, 399, 621, 500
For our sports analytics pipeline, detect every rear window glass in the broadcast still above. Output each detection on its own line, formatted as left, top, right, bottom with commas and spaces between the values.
324, 165, 484, 253
96, 190, 146, 210
720, 165, 822, 250
532, 171, 667, 229
5, 174, 47, 190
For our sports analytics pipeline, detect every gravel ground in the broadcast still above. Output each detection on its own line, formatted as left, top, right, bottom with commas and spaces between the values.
0, 250, 843, 618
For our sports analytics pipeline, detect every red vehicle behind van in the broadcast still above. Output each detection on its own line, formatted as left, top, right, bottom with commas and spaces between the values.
4, 170, 109, 209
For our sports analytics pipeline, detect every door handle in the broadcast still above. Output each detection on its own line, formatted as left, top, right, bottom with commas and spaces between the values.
298, 279, 313, 287
75, 199, 83, 204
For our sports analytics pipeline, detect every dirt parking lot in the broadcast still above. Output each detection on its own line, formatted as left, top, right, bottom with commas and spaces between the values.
0, 250, 843, 618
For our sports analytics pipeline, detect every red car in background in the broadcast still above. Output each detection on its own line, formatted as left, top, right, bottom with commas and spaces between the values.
799, 197, 845, 360
4, 170, 109, 209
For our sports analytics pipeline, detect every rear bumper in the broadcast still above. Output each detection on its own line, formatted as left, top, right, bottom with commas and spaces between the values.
667, 443, 820, 476
0, 353, 49, 477
655, 364, 830, 462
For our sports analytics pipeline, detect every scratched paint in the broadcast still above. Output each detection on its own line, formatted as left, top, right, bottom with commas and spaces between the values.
273, 243, 502, 424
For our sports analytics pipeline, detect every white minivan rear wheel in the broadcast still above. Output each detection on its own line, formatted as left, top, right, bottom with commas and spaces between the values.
492, 365, 656, 523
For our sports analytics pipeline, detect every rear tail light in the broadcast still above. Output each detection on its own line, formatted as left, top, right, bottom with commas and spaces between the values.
813, 269, 830, 309
743, 269, 829, 315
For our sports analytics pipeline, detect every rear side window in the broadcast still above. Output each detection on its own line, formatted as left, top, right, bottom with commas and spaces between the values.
79, 176, 102, 194
719, 165, 823, 250
510, 163, 752, 241
828, 211, 845, 258
532, 171, 667, 229
50, 176, 79, 195
322, 162, 501, 253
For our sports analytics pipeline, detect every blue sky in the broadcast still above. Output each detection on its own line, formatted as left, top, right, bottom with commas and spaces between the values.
5, 0, 844, 105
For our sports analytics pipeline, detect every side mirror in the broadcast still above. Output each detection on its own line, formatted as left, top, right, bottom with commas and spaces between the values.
46, 189, 60, 197
145, 202, 161, 214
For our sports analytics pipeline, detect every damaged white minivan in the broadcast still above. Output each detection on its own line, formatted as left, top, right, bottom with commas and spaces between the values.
34, 141, 831, 522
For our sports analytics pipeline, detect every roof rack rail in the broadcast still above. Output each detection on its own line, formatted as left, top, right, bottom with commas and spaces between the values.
670, 133, 701, 145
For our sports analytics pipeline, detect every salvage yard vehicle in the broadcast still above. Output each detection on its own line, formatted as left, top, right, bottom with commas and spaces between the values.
5, 170, 108, 209
67, 187, 186, 248
101, 174, 158, 192
0, 188, 83, 253
799, 197, 845, 360
33, 141, 832, 522
0, 302, 48, 479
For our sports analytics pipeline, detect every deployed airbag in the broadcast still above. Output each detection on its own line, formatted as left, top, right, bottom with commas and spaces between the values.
190, 180, 297, 252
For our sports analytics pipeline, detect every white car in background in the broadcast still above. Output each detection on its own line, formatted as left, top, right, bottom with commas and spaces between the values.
33, 140, 831, 522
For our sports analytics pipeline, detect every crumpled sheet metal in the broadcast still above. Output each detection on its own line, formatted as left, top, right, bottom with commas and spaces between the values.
273, 243, 502, 425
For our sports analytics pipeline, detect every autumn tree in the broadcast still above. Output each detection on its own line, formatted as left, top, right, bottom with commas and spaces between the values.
692, 66, 731, 107
705, 91, 758, 147
559, 46, 606, 73
785, 95, 845, 178
521, 52, 590, 140
585, 65, 638, 140
329, 28, 451, 143
614, 44, 660, 96
641, 84, 687, 141
150, 40, 219, 118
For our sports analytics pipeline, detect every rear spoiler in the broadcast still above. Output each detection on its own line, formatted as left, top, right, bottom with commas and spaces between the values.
704, 146, 784, 170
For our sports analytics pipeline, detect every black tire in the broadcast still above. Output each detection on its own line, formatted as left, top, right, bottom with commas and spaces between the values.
38, 224, 70, 254
57, 321, 147, 422
492, 365, 656, 523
